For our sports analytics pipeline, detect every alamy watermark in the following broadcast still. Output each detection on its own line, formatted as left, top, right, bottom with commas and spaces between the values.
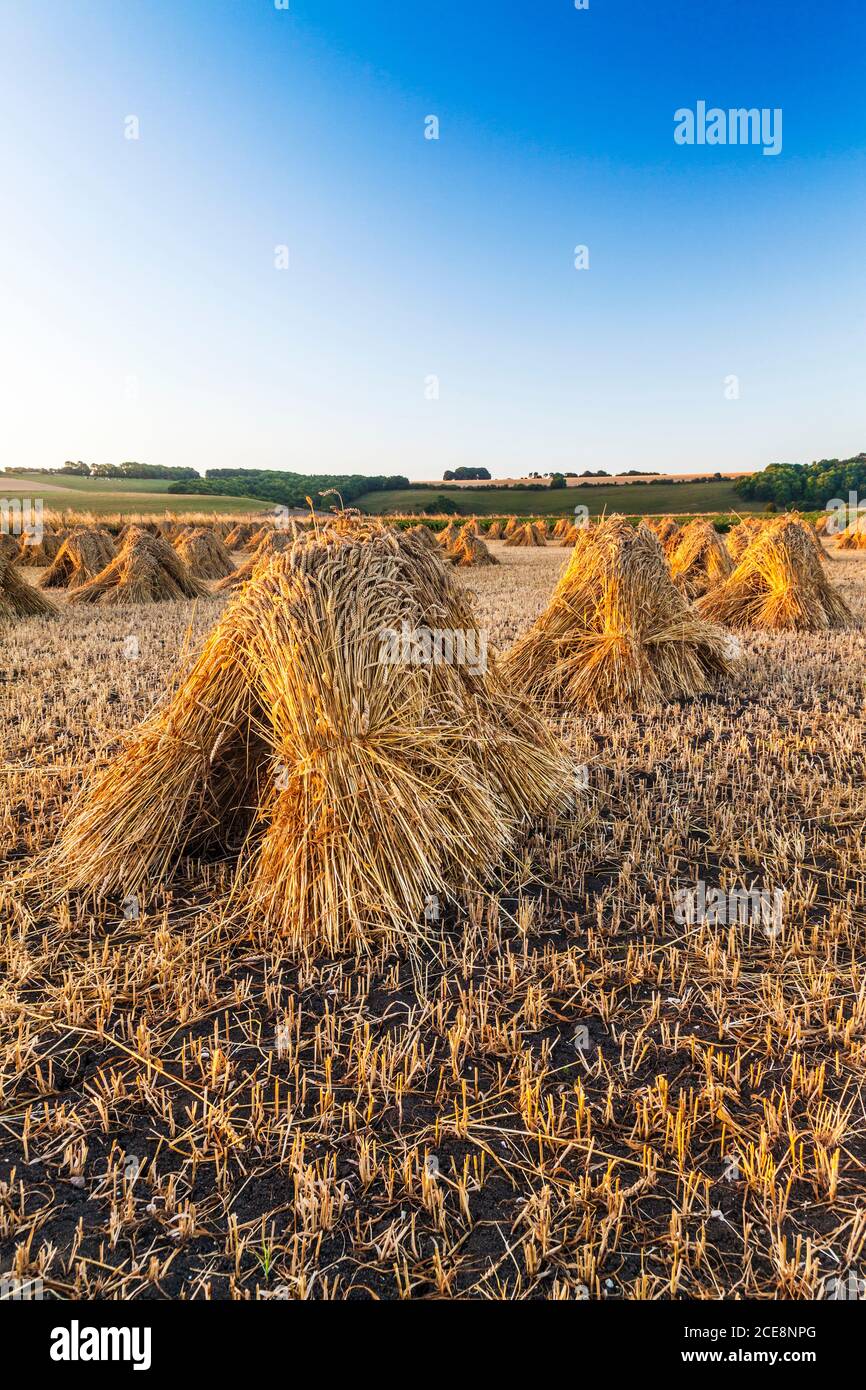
122, 894, 140, 922
50, 1322, 151, 1370
673, 880, 784, 939
1, 497, 43, 546
674, 102, 782, 157
825, 1271, 866, 1301
1, 1274, 44, 1301
824, 491, 865, 535
379, 620, 488, 675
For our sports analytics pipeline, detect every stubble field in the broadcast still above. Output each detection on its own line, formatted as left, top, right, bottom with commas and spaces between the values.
1, 541, 865, 1300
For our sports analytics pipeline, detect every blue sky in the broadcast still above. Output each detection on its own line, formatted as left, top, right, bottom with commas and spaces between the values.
1, 0, 864, 479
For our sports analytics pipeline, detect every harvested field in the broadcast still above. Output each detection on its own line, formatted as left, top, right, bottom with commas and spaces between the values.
0, 533, 865, 1304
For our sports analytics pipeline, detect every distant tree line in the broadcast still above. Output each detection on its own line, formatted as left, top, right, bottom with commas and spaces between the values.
56, 461, 199, 480
734, 454, 866, 507
167, 469, 411, 508
430, 473, 726, 493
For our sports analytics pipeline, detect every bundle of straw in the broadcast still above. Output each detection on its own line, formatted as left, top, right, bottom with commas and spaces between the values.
16, 530, 64, 567
215, 529, 295, 591
244, 525, 275, 552
0, 555, 58, 619
0, 534, 21, 562
558, 523, 583, 547
52, 524, 574, 954
448, 532, 499, 567
696, 519, 853, 631
504, 518, 740, 710
725, 517, 764, 562
792, 513, 827, 562
552, 517, 571, 538
486, 519, 504, 539
404, 523, 437, 549
835, 514, 866, 550
504, 522, 544, 548
67, 527, 208, 605
503, 516, 519, 538
532, 521, 548, 545
118, 520, 160, 542
225, 522, 258, 551
41, 528, 116, 589
647, 516, 680, 551
173, 527, 235, 580
666, 520, 733, 600
436, 521, 458, 549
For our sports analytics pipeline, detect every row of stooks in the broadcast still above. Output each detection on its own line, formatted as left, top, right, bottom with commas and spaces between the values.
0, 507, 850, 616
0, 522, 244, 614
9, 511, 855, 955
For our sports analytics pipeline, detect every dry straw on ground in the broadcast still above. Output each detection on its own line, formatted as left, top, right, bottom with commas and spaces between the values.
666, 519, 733, 600
0, 555, 58, 619
51, 523, 574, 955
504, 517, 740, 710
67, 527, 208, 605
697, 519, 853, 631
173, 527, 235, 580
40, 527, 116, 589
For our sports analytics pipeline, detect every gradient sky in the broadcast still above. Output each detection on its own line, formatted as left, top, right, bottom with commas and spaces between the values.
1, 0, 864, 479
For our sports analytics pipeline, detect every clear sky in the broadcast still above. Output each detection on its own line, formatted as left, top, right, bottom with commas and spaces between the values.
1, 0, 864, 479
